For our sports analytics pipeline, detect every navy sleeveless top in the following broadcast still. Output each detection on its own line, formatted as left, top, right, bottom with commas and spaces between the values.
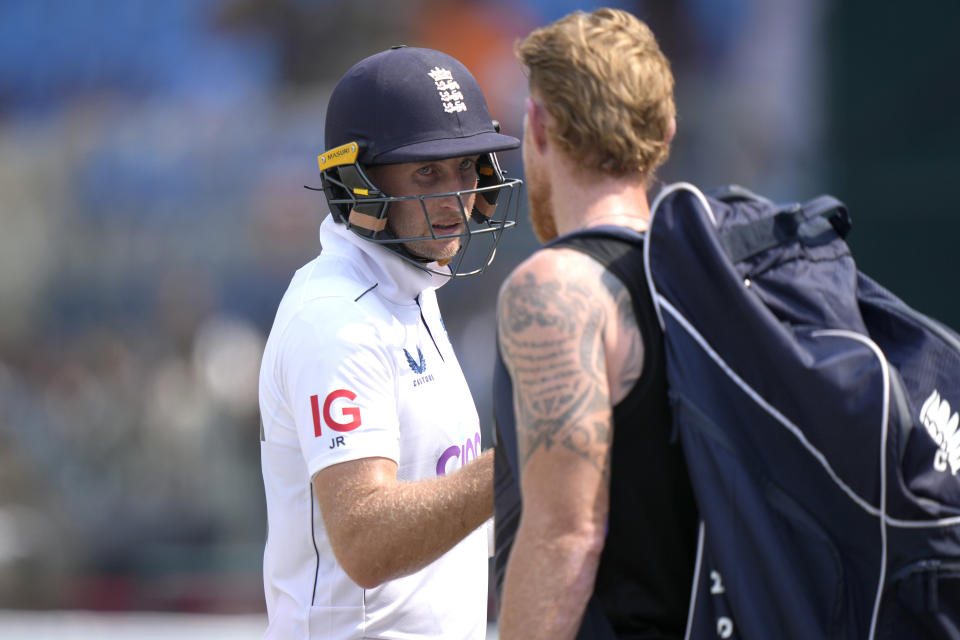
493, 228, 699, 639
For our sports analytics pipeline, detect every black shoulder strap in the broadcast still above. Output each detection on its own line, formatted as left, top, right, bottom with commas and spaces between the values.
719, 195, 851, 264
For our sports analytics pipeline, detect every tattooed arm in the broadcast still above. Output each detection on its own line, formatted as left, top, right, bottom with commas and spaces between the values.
497, 247, 642, 640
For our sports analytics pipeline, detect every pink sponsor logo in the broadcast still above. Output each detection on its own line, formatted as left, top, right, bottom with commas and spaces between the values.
436, 431, 482, 476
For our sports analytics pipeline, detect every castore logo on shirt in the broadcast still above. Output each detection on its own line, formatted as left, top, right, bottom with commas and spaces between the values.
311, 389, 362, 437
404, 347, 427, 374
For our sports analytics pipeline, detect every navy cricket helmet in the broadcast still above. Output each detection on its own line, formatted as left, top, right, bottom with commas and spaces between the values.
315, 46, 523, 277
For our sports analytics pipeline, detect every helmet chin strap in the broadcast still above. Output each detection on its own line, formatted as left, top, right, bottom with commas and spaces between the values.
347, 209, 388, 232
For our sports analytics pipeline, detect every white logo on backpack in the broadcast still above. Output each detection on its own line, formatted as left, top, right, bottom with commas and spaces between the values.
919, 389, 960, 475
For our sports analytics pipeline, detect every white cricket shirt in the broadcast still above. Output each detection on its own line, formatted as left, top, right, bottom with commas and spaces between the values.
259, 215, 488, 639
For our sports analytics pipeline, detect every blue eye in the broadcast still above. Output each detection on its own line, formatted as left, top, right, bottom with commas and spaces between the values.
417, 166, 434, 176
459, 158, 474, 170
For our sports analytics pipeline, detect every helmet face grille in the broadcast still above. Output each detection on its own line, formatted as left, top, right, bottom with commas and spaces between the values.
322, 163, 524, 277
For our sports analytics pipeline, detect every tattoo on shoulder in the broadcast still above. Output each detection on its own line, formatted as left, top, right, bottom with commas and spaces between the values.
499, 267, 613, 479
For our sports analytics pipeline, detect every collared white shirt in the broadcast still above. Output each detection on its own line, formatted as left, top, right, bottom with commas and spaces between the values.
259, 215, 487, 639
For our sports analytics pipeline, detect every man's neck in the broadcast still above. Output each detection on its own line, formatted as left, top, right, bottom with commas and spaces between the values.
550, 158, 651, 236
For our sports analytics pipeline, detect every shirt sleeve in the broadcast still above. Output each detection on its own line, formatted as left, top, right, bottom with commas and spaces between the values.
280, 304, 400, 477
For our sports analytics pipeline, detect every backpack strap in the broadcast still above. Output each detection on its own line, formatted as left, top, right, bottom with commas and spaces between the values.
719, 195, 852, 264
802, 195, 847, 222
708, 183, 776, 206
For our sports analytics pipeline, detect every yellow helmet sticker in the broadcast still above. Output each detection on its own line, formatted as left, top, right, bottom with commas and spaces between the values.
317, 142, 360, 171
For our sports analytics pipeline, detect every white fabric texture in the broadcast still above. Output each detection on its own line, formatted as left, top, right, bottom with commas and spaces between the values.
259, 216, 488, 639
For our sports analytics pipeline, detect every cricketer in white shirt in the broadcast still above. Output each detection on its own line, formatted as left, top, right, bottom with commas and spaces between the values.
259, 215, 489, 639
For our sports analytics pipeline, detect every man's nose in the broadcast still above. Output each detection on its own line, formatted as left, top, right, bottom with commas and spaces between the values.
434, 183, 469, 212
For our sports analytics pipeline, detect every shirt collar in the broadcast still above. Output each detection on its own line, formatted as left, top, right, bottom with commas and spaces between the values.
318, 215, 452, 304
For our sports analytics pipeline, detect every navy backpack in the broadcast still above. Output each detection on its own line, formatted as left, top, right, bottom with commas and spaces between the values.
645, 182, 960, 639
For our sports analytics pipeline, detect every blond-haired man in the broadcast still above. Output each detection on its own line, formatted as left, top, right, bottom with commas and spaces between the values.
493, 9, 698, 639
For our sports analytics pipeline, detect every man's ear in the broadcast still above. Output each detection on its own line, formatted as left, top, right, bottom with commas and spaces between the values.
665, 116, 676, 145
525, 97, 549, 153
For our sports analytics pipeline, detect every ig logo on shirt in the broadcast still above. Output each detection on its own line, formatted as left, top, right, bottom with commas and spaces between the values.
311, 389, 362, 437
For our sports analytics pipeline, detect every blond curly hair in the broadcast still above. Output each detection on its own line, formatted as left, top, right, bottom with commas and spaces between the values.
516, 8, 675, 177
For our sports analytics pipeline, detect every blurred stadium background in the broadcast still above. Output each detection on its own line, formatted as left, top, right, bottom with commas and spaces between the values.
0, 0, 957, 636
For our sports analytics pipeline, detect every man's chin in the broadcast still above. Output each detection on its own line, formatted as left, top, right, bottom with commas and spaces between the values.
404, 241, 462, 263
530, 204, 558, 243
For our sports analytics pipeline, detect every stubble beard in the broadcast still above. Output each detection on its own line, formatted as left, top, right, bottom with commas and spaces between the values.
403, 237, 462, 262
387, 207, 463, 263
527, 158, 558, 244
